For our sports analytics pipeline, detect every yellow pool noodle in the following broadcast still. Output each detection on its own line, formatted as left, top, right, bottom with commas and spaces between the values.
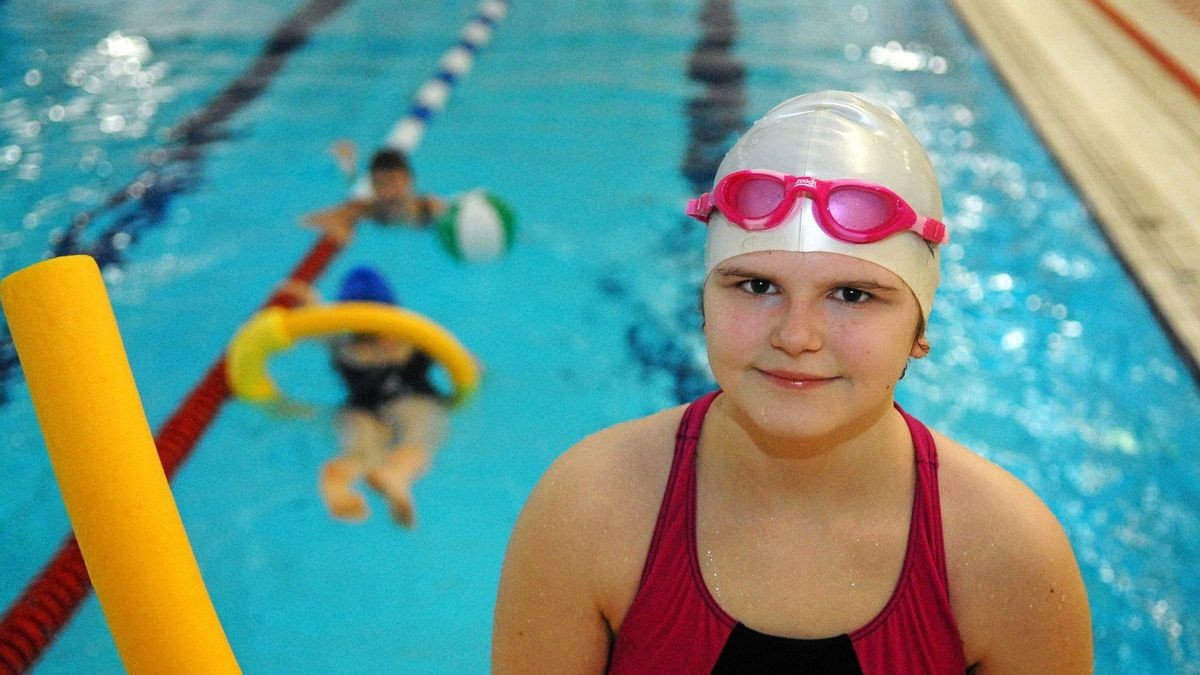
0, 255, 240, 675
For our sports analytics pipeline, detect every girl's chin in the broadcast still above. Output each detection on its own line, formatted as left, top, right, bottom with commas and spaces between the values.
722, 389, 842, 431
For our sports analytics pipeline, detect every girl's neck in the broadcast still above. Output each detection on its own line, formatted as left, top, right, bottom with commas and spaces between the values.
698, 395, 913, 511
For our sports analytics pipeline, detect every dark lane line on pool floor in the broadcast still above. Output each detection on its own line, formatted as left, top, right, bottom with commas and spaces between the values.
620, 0, 745, 405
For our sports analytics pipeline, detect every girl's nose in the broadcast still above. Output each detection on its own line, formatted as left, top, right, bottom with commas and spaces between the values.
770, 297, 823, 355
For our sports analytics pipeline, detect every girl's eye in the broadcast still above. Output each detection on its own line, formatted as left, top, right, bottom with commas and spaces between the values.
834, 287, 872, 303
739, 278, 776, 295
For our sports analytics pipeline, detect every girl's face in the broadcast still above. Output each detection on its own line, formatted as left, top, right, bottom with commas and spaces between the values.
702, 250, 927, 444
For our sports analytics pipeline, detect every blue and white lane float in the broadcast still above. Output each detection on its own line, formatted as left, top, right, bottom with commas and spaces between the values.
370, 0, 517, 263
384, 0, 508, 153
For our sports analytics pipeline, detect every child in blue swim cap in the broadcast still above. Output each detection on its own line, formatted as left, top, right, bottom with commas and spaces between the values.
336, 265, 397, 305
319, 265, 450, 527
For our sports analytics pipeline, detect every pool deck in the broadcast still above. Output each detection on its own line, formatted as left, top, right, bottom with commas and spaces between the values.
949, 0, 1200, 380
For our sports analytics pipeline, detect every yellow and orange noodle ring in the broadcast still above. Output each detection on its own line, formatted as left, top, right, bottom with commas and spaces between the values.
226, 302, 480, 408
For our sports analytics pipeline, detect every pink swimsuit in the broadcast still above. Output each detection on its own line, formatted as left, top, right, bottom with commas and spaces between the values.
608, 391, 966, 674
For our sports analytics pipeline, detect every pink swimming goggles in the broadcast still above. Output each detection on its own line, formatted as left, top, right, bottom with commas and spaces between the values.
686, 169, 949, 245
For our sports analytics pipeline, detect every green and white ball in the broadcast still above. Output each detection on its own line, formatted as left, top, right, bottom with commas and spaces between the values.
436, 189, 516, 262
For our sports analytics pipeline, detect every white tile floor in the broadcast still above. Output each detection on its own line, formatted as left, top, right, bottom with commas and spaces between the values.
950, 0, 1200, 376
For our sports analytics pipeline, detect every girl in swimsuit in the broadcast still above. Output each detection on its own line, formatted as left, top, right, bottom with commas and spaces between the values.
492, 91, 1092, 673
318, 266, 449, 528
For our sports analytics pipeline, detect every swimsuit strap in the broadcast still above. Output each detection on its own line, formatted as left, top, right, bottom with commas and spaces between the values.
678, 389, 719, 442
896, 404, 952, 590
632, 390, 719, 592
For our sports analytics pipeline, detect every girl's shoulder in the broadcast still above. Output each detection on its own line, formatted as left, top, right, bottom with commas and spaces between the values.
931, 430, 1092, 670
508, 403, 690, 621
542, 403, 689, 517
931, 431, 1067, 553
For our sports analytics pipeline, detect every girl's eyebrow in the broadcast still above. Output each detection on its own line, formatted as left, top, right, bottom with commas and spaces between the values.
836, 279, 903, 292
712, 265, 767, 278
713, 266, 903, 293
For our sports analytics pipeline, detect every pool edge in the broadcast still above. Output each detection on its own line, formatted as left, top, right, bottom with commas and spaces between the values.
948, 0, 1200, 384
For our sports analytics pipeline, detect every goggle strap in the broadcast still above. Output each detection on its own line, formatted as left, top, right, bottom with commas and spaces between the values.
686, 193, 714, 222
918, 218, 949, 245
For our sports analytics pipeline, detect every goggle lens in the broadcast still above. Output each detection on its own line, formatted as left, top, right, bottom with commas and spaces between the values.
732, 175, 785, 220
827, 186, 892, 233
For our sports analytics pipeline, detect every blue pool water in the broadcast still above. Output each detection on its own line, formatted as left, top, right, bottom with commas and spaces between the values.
1, 1, 1198, 672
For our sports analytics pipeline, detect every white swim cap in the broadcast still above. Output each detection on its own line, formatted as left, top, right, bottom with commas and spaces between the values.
704, 90, 944, 320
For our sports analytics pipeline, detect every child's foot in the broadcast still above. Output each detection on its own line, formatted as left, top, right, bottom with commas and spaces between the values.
320, 460, 368, 522
366, 468, 416, 527
366, 447, 427, 528
385, 488, 416, 528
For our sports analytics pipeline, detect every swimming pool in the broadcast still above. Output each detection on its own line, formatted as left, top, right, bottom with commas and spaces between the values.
1, 0, 1197, 672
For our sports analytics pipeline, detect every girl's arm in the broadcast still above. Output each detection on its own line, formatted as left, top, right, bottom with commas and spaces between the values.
940, 437, 1094, 673
492, 447, 614, 674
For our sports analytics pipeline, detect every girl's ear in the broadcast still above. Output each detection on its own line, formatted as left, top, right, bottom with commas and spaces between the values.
910, 335, 930, 359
